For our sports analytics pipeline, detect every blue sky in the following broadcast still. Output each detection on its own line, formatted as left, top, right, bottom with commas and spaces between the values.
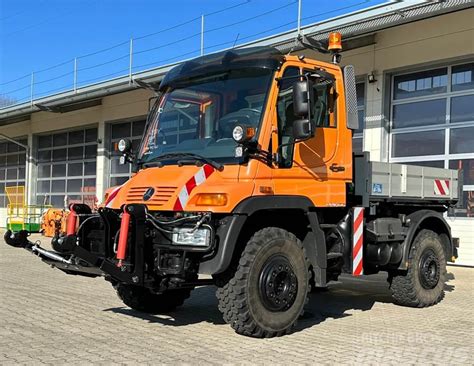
0, 0, 386, 104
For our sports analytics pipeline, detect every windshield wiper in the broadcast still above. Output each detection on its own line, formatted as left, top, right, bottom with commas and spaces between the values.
142, 152, 224, 171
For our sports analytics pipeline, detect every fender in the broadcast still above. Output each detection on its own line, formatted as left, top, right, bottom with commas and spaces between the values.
232, 195, 315, 214
199, 195, 326, 283
398, 210, 453, 270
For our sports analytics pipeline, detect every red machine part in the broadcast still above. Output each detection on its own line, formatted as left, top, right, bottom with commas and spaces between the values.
66, 206, 77, 236
116, 208, 131, 267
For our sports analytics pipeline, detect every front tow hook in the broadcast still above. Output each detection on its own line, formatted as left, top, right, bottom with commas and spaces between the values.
4, 229, 71, 264
4, 229, 31, 248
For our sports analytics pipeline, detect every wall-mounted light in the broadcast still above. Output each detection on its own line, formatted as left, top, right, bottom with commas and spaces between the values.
368, 72, 377, 83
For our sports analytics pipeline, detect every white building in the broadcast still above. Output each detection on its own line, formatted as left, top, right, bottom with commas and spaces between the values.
0, 0, 473, 264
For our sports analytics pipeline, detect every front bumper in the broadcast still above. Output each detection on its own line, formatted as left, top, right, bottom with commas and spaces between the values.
4, 229, 136, 282
4, 201, 248, 286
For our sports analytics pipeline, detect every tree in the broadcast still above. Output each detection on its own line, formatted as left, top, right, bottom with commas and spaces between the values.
0, 96, 18, 108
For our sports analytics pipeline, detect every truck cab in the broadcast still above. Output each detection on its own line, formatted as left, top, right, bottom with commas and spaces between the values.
107, 47, 353, 213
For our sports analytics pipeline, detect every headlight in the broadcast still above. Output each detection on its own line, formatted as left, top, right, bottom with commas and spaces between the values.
172, 227, 211, 247
117, 138, 131, 153
232, 125, 244, 142
232, 125, 256, 143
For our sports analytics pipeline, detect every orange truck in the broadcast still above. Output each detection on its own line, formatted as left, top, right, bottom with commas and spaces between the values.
5, 34, 460, 337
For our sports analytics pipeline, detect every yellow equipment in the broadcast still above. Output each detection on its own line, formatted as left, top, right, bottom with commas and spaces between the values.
5, 185, 50, 232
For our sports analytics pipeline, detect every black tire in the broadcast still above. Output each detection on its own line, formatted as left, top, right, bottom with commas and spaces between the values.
216, 227, 310, 338
389, 229, 446, 307
115, 284, 193, 314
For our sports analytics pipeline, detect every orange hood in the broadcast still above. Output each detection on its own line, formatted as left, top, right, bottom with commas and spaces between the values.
104, 164, 256, 213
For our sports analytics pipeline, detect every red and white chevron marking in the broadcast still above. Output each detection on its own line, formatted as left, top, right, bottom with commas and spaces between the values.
434, 179, 450, 196
352, 207, 364, 276
173, 164, 215, 211
105, 185, 123, 208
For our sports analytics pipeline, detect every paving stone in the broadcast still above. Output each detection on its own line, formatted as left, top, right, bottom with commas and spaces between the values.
0, 233, 473, 364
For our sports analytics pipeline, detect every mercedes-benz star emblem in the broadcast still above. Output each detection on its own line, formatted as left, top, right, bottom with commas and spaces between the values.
143, 187, 155, 201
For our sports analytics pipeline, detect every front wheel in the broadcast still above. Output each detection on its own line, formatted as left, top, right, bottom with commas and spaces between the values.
389, 229, 446, 307
115, 284, 193, 313
216, 227, 310, 337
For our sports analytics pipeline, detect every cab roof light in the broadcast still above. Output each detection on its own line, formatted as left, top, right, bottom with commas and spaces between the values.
328, 32, 342, 64
328, 32, 342, 52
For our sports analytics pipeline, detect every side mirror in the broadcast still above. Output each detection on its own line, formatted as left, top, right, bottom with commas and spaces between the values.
292, 119, 312, 140
343, 65, 359, 130
293, 79, 314, 117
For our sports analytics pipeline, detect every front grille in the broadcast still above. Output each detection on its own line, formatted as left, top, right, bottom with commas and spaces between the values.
126, 186, 178, 206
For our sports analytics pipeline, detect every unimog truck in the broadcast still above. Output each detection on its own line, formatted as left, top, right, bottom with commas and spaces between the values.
5, 33, 459, 337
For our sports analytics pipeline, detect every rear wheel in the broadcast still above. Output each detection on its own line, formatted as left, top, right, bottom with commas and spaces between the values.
115, 284, 193, 313
389, 229, 446, 307
216, 227, 309, 337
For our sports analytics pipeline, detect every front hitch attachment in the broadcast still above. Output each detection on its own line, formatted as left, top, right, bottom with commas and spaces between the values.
51, 234, 78, 254
4, 229, 101, 277
4, 230, 31, 248
52, 203, 92, 254
4, 229, 68, 263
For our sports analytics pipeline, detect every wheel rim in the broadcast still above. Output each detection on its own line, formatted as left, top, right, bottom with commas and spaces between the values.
418, 249, 440, 289
259, 254, 298, 312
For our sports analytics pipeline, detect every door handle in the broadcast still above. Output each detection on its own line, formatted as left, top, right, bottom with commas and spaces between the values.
329, 163, 345, 172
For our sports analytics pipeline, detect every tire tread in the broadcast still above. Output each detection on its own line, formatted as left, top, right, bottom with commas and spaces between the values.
216, 227, 309, 338
115, 284, 193, 313
390, 229, 446, 308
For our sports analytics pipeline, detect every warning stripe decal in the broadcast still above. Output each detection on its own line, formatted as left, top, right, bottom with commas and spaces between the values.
173, 165, 215, 211
434, 179, 450, 196
352, 207, 364, 276
105, 185, 123, 208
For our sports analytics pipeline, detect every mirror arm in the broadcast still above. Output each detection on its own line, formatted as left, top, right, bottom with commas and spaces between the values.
273, 134, 312, 165
237, 142, 273, 165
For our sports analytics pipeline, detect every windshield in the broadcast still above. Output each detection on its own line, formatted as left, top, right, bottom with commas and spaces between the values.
138, 68, 274, 165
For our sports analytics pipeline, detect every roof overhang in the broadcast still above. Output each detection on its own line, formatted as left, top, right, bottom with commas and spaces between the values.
0, 0, 472, 125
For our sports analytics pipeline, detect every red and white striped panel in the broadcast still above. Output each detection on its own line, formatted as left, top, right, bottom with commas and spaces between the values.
105, 185, 123, 208
434, 179, 450, 196
173, 164, 215, 211
352, 207, 364, 276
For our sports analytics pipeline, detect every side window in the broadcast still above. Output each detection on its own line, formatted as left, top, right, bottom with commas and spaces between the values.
306, 70, 337, 128
276, 66, 300, 168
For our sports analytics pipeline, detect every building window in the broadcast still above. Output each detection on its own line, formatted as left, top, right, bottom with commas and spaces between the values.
406, 160, 445, 168
0, 138, 27, 208
393, 67, 447, 100
36, 128, 97, 208
353, 82, 365, 153
390, 62, 474, 217
109, 120, 145, 187
449, 159, 474, 217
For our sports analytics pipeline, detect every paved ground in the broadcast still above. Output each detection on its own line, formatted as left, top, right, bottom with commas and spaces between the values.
0, 234, 473, 365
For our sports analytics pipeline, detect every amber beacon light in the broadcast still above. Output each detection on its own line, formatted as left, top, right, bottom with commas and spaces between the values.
328, 32, 342, 52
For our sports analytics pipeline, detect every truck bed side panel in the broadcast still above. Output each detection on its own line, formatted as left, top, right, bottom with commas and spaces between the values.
354, 153, 459, 207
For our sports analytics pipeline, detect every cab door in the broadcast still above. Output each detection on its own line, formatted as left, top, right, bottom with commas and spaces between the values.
271, 63, 351, 207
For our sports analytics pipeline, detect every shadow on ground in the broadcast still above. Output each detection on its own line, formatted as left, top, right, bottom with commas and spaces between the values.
104, 271, 456, 333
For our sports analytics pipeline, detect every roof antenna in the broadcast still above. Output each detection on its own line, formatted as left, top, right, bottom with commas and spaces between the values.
287, 0, 303, 55
297, 0, 302, 37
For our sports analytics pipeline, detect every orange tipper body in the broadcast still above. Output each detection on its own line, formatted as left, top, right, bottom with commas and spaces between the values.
6, 44, 458, 339
107, 55, 352, 212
